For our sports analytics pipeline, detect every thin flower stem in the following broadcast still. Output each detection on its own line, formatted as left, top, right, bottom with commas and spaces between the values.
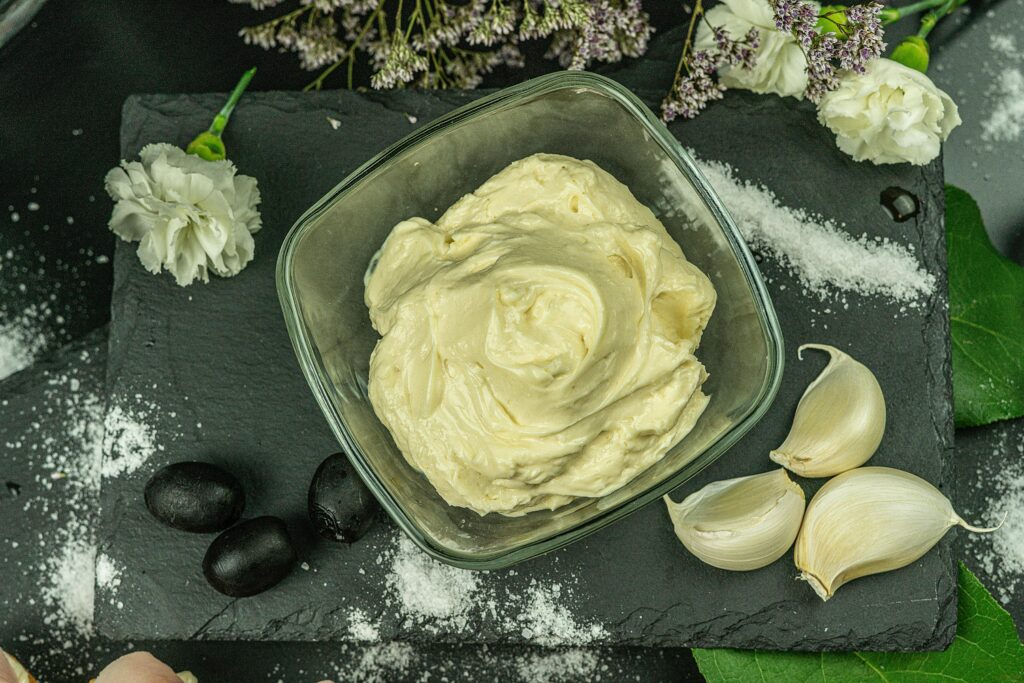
917, 0, 967, 37
674, 0, 705, 81
209, 67, 257, 136
254, 5, 310, 30
880, 0, 948, 24
304, 5, 383, 91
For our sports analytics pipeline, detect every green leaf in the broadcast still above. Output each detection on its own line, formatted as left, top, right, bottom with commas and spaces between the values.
693, 563, 1024, 682
946, 185, 1024, 427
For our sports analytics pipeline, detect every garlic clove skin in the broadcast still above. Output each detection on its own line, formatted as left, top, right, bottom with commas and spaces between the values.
795, 466, 1000, 601
664, 468, 806, 571
770, 343, 886, 478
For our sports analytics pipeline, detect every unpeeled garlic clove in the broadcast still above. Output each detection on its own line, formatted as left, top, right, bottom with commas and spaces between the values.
795, 466, 1000, 601
664, 468, 806, 571
770, 343, 885, 478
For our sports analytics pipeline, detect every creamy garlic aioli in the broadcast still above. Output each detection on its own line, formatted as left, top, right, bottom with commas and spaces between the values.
365, 154, 716, 516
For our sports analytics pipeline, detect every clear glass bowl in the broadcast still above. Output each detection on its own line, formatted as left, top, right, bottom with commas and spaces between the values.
277, 71, 784, 569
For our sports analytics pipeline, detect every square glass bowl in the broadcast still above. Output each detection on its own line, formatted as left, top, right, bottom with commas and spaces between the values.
277, 71, 784, 569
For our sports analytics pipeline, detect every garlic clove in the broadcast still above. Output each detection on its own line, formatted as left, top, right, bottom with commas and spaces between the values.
664, 468, 806, 571
794, 466, 1001, 601
770, 343, 886, 478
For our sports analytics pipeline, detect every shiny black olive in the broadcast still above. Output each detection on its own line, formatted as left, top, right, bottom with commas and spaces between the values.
202, 516, 297, 597
144, 461, 245, 533
308, 452, 380, 543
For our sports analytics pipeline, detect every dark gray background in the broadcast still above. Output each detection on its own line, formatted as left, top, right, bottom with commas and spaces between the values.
2, 0, 1022, 681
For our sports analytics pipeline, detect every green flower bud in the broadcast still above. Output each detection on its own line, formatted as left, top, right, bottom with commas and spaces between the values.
186, 132, 227, 161
891, 36, 930, 73
817, 5, 848, 35
184, 68, 256, 162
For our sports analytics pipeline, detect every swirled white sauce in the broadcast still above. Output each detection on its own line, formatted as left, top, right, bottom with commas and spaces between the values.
366, 154, 716, 516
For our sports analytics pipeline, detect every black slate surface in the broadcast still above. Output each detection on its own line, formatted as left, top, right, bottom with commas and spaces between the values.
96, 79, 955, 649
0, 333, 696, 681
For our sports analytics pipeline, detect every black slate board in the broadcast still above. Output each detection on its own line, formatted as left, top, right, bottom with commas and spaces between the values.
97, 77, 955, 648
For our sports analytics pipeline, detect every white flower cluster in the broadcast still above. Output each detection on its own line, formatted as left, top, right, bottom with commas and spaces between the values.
105, 143, 262, 286
694, 0, 959, 165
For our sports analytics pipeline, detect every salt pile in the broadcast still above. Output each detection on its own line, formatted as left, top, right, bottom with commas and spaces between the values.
387, 535, 481, 632
693, 157, 936, 304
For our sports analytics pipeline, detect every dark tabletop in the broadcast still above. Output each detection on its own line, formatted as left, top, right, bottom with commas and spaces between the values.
1, 1, 1022, 681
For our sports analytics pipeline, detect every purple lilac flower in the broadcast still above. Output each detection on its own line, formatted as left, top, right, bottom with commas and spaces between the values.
661, 26, 759, 122
769, 0, 886, 102
661, 49, 726, 121
236, 0, 654, 90
837, 2, 885, 73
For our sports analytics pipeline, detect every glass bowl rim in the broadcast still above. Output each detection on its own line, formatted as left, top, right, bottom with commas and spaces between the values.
276, 70, 785, 569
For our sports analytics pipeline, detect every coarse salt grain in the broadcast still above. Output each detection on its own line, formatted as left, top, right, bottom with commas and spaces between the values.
692, 156, 937, 303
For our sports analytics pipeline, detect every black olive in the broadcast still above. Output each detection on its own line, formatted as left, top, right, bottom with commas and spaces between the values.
308, 452, 380, 543
144, 461, 245, 533
203, 516, 297, 597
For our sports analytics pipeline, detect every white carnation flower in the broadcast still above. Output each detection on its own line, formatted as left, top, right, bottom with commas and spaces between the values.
696, 0, 814, 100
104, 143, 262, 286
817, 58, 961, 166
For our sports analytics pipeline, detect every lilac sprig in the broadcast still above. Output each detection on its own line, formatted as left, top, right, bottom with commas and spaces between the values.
661, 14, 760, 123
236, 0, 653, 91
771, 0, 886, 102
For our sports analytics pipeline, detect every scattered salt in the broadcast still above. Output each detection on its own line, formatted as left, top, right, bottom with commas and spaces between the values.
95, 553, 123, 592
347, 609, 381, 642
380, 533, 607, 647
520, 584, 608, 647
693, 156, 936, 303
349, 642, 414, 683
514, 648, 600, 683
990, 33, 1018, 56
42, 539, 97, 635
0, 305, 53, 380
967, 432, 1024, 604
27, 202, 39, 212
981, 68, 1024, 143
101, 402, 162, 478
10, 359, 107, 642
